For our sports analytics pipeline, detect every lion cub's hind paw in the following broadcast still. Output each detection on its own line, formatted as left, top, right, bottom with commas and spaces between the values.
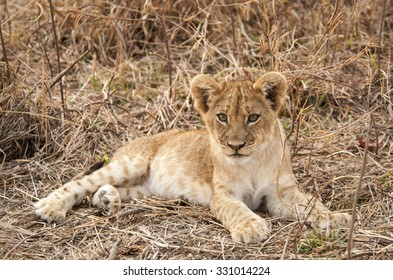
34, 197, 67, 223
92, 184, 121, 216
317, 212, 352, 229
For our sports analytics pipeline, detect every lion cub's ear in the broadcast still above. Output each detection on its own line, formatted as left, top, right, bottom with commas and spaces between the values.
191, 74, 222, 114
253, 72, 287, 112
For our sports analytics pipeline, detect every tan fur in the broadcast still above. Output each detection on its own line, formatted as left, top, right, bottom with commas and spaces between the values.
35, 72, 351, 243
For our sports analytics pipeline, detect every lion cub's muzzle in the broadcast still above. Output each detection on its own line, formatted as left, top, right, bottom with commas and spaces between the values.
226, 140, 250, 157
227, 141, 246, 152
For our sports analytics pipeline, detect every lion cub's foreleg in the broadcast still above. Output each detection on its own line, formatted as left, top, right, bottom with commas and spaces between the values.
210, 186, 270, 244
267, 185, 351, 229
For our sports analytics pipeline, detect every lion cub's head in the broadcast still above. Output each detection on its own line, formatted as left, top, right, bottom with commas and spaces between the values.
191, 72, 287, 164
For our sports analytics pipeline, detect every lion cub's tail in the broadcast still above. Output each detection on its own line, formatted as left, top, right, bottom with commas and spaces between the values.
72, 161, 106, 181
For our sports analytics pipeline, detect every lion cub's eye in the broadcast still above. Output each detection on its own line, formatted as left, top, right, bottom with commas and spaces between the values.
216, 113, 228, 123
247, 114, 260, 123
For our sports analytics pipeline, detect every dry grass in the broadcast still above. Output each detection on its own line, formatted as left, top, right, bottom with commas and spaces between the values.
0, 0, 392, 260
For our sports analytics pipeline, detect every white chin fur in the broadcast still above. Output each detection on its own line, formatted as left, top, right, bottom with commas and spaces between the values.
225, 155, 251, 165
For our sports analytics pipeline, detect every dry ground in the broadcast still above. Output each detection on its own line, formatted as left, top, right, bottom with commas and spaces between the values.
0, 0, 392, 259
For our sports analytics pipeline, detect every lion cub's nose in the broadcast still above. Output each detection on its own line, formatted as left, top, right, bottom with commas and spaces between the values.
227, 141, 246, 152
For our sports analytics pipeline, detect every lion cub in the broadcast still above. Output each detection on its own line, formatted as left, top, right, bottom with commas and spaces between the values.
35, 72, 351, 243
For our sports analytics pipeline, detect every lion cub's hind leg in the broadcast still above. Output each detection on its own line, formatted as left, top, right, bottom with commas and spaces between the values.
266, 186, 351, 230
35, 154, 150, 223
92, 185, 121, 216
92, 184, 152, 216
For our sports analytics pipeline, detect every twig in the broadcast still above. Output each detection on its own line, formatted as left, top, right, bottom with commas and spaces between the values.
0, 0, 36, 26
160, 14, 173, 100
0, 110, 80, 126
0, 21, 10, 83
280, 223, 297, 260
151, 239, 225, 255
67, 9, 157, 23
99, 74, 129, 128
229, 4, 236, 55
48, 0, 66, 118
305, 107, 378, 140
377, 0, 387, 79
347, 116, 373, 259
108, 238, 121, 260
41, 59, 48, 153
117, 208, 147, 218
91, 75, 115, 122
49, 50, 90, 89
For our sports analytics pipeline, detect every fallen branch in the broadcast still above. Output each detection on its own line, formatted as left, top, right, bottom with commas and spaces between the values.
347, 116, 373, 259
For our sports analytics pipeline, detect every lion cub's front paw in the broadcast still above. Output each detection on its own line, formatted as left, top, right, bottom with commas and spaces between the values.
35, 196, 67, 223
317, 212, 352, 229
230, 216, 270, 244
